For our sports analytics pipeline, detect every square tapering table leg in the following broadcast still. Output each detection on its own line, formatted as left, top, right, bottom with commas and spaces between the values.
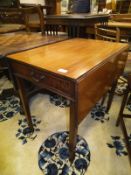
16, 77, 34, 131
69, 101, 78, 162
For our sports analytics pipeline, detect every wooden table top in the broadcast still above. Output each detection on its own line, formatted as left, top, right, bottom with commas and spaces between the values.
8, 39, 128, 80
108, 21, 131, 28
0, 24, 25, 34
0, 32, 68, 57
45, 13, 109, 20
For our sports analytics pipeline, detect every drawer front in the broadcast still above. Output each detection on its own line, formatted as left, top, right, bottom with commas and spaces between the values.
10, 61, 75, 99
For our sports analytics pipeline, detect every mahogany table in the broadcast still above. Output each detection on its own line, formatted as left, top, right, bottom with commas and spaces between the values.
0, 32, 68, 91
0, 32, 68, 58
45, 14, 109, 37
7, 39, 128, 161
0, 24, 25, 34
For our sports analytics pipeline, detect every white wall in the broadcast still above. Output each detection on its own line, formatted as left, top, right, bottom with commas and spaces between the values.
20, 0, 45, 5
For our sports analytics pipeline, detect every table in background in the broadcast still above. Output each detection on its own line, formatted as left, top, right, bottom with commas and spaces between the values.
0, 32, 68, 57
7, 39, 128, 161
0, 24, 25, 34
0, 32, 68, 90
45, 14, 109, 37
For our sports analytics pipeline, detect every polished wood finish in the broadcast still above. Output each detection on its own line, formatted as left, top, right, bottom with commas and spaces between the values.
45, 14, 109, 37
7, 39, 128, 161
0, 24, 25, 34
0, 32, 68, 91
0, 32, 68, 57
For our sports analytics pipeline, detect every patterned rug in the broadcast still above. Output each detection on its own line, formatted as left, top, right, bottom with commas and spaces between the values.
107, 136, 128, 156
38, 131, 90, 175
0, 76, 131, 174
16, 116, 41, 145
50, 93, 70, 108
0, 76, 20, 122
91, 103, 110, 123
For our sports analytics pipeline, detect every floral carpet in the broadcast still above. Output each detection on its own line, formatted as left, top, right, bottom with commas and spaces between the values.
0, 76, 131, 175
38, 131, 90, 175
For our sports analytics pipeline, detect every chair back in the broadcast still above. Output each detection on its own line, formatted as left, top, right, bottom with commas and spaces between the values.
95, 24, 120, 42
21, 5, 45, 34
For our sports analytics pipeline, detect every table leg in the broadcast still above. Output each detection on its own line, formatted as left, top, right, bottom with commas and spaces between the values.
16, 76, 34, 131
69, 100, 78, 162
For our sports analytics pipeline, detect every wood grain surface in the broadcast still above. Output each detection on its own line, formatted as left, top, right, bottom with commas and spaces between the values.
9, 38, 129, 79
0, 32, 68, 57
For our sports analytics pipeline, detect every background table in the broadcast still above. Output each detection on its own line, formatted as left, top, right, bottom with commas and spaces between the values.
0, 32, 68, 57
45, 14, 109, 37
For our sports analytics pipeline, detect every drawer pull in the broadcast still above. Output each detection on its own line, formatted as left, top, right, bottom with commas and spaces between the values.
30, 71, 45, 82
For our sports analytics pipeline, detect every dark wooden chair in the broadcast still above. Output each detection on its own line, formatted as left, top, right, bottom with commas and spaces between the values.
95, 24, 127, 112
21, 5, 45, 35
21, 5, 67, 36
116, 73, 131, 165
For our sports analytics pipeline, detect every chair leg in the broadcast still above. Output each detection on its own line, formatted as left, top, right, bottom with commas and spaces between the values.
116, 89, 129, 126
127, 94, 131, 105
121, 118, 131, 165
100, 93, 107, 106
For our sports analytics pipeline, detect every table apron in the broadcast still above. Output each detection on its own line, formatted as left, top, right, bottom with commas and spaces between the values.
10, 61, 76, 101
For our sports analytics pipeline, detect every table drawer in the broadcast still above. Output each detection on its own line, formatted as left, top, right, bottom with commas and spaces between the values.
11, 61, 75, 99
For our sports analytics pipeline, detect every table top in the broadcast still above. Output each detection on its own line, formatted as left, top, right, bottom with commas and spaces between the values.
108, 21, 131, 28
8, 39, 128, 80
0, 32, 68, 57
45, 13, 109, 20
0, 24, 25, 34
